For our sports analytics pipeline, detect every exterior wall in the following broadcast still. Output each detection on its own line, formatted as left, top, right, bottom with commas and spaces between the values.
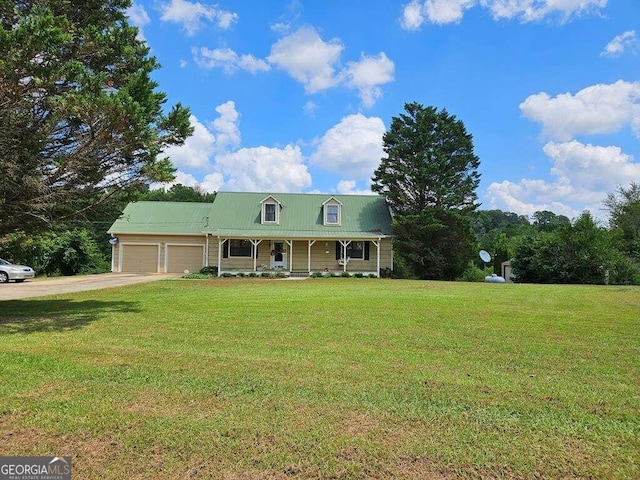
112, 234, 206, 273
211, 237, 392, 273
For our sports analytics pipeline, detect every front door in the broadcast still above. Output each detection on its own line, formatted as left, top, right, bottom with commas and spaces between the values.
270, 241, 287, 269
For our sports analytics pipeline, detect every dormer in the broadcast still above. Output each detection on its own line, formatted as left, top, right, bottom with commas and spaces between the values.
322, 196, 342, 226
260, 195, 281, 224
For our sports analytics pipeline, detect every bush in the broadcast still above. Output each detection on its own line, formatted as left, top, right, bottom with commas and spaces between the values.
379, 267, 393, 278
274, 272, 286, 278
368, 273, 378, 278
311, 271, 324, 278
340, 271, 351, 277
236, 272, 246, 278
353, 272, 364, 278
199, 266, 218, 275
182, 273, 212, 279
221, 272, 235, 277
248, 272, 258, 277
457, 262, 492, 282
261, 272, 273, 278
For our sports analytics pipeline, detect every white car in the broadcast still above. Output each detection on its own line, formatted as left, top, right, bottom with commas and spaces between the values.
0, 258, 36, 283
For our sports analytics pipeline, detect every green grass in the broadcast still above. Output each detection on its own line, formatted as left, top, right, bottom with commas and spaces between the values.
1, 279, 639, 479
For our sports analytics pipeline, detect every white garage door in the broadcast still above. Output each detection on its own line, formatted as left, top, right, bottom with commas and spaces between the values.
166, 245, 204, 274
121, 245, 159, 273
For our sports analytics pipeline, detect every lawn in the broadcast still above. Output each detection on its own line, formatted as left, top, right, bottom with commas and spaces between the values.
0, 278, 638, 479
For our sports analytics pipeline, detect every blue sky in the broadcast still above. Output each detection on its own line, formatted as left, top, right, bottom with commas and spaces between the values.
126, 0, 639, 221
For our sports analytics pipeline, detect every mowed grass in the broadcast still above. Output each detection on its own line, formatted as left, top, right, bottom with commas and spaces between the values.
0, 279, 638, 479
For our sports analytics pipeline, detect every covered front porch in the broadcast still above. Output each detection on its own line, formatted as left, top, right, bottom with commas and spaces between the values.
211, 237, 391, 277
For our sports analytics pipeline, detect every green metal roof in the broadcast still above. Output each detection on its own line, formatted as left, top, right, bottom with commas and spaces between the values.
107, 201, 215, 235
107, 193, 393, 238
207, 192, 393, 239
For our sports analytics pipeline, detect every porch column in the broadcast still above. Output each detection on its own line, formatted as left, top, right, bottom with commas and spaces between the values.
285, 240, 293, 272
204, 234, 209, 267
217, 237, 224, 277
338, 240, 351, 273
307, 240, 316, 273
251, 239, 262, 271
373, 239, 381, 278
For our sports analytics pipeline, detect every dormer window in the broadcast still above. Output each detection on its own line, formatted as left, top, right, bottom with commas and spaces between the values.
322, 197, 342, 226
261, 195, 281, 224
326, 204, 339, 224
264, 203, 276, 222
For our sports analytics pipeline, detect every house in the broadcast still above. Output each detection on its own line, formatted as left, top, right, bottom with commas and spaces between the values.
107, 192, 394, 276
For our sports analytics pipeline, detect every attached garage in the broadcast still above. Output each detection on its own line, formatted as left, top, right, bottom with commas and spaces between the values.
121, 244, 159, 273
166, 244, 205, 274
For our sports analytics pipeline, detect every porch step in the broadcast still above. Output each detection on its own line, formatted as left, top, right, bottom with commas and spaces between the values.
289, 271, 310, 278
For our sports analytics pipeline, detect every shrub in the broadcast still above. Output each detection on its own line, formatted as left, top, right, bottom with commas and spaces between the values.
368, 273, 378, 278
248, 272, 258, 277
353, 272, 364, 278
311, 271, 324, 278
236, 272, 246, 278
275, 272, 286, 278
182, 273, 212, 279
261, 272, 273, 278
199, 266, 218, 275
457, 262, 492, 282
221, 272, 235, 278
379, 267, 393, 278
340, 271, 351, 277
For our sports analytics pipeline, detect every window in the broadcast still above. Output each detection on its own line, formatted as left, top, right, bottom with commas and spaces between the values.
322, 197, 343, 226
335, 241, 370, 260
229, 239, 252, 257
347, 241, 364, 259
264, 203, 276, 222
326, 204, 339, 224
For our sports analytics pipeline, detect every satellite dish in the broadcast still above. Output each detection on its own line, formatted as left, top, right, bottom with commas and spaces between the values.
108, 237, 119, 245
479, 250, 491, 263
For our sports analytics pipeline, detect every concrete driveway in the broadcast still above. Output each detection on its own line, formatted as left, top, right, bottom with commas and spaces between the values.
0, 273, 180, 301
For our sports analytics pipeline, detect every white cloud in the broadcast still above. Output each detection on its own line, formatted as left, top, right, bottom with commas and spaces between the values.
162, 101, 240, 170
200, 172, 225, 192
192, 47, 270, 74
485, 180, 582, 219
209, 101, 241, 153
343, 53, 395, 107
163, 114, 216, 170
310, 114, 386, 180
303, 101, 317, 116
426, 0, 476, 24
160, 102, 310, 193
401, 0, 426, 30
520, 80, 640, 141
485, 140, 639, 219
336, 180, 375, 195
544, 141, 640, 192
601, 30, 639, 57
216, 145, 312, 192
267, 26, 344, 93
484, 0, 607, 23
126, 3, 150, 41
400, 0, 607, 27
159, 0, 238, 36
